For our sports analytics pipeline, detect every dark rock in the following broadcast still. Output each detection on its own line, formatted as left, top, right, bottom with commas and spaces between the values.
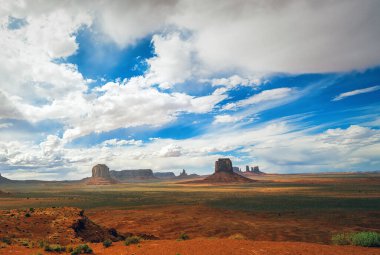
110, 169, 157, 182
92, 164, 111, 178
252, 166, 264, 174
154, 172, 176, 179
179, 169, 188, 177
215, 158, 233, 173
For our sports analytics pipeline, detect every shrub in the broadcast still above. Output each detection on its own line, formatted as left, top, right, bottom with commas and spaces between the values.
351, 232, 380, 247
177, 233, 189, 241
25, 213, 31, 217
103, 239, 112, 248
332, 233, 351, 245
0, 237, 11, 245
125, 236, 140, 246
71, 244, 93, 255
332, 232, 380, 247
44, 244, 65, 252
37, 240, 45, 248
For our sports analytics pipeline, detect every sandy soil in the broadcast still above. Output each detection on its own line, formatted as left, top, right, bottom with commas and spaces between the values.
87, 204, 380, 244
1, 239, 380, 255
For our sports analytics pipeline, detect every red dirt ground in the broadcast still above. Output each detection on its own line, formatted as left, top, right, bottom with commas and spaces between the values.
87, 204, 380, 244
1, 239, 379, 255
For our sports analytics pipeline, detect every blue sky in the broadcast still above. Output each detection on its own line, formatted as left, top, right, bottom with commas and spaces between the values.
0, 0, 380, 180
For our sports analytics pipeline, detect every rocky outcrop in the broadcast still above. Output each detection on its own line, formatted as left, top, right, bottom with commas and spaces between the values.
0, 207, 123, 245
252, 166, 264, 174
185, 158, 255, 184
92, 164, 111, 178
86, 164, 118, 185
215, 158, 233, 173
0, 173, 12, 183
154, 172, 176, 179
110, 169, 158, 182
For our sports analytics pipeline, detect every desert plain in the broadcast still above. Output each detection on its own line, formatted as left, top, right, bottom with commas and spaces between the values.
0, 172, 380, 254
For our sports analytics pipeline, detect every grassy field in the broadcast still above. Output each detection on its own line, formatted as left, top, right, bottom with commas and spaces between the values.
1, 173, 379, 211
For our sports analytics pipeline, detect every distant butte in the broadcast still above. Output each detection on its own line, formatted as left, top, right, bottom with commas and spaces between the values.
85, 164, 118, 185
185, 158, 255, 184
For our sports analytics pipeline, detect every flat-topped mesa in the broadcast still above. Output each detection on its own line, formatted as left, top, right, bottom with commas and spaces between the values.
215, 158, 233, 174
92, 164, 111, 178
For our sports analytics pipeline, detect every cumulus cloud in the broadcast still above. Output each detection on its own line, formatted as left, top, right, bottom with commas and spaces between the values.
333, 85, 380, 101
171, 0, 380, 74
159, 144, 183, 157
146, 33, 195, 89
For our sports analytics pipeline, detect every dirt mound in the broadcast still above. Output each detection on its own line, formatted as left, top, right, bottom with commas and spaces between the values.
0, 207, 122, 245
186, 172, 255, 183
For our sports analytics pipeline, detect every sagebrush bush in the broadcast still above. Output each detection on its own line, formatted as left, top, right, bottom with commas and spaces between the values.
351, 232, 380, 247
332, 231, 380, 247
44, 244, 65, 252
177, 233, 189, 241
332, 233, 352, 245
103, 239, 112, 248
125, 236, 140, 246
71, 244, 93, 255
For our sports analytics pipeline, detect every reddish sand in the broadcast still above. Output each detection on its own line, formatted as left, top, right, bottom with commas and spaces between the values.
87, 205, 380, 244
1, 239, 380, 255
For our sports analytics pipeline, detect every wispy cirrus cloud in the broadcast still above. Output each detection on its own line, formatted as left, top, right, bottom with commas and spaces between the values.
333, 85, 380, 101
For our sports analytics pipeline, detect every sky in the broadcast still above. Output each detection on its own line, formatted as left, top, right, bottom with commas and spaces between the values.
0, 0, 380, 180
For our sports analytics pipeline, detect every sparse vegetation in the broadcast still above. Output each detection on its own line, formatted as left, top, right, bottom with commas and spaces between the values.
25, 212, 31, 217
177, 233, 189, 241
71, 244, 93, 255
351, 232, 380, 247
125, 236, 141, 246
0, 237, 11, 245
44, 244, 66, 252
103, 239, 112, 248
332, 232, 380, 247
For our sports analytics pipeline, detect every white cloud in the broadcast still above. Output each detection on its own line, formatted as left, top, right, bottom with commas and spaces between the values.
146, 33, 195, 89
102, 139, 143, 147
170, 0, 380, 74
205, 75, 262, 89
0, 122, 13, 129
159, 144, 183, 157
333, 85, 380, 101
213, 114, 244, 124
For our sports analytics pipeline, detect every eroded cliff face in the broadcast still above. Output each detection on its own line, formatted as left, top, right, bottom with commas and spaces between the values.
110, 169, 157, 181
215, 158, 233, 174
92, 164, 111, 178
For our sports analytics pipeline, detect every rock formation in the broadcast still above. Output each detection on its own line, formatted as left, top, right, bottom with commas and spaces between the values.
86, 164, 118, 185
186, 158, 255, 183
176, 169, 200, 179
245, 165, 250, 172
232, 167, 241, 173
252, 166, 264, 174
154, 172, 176, 179
110, 169, 157, 182
0, 173, 12, 183
179, 169, 188, 177
0, 207, 123, 245
215, 158, 233, 173
92, 164, 111, 178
